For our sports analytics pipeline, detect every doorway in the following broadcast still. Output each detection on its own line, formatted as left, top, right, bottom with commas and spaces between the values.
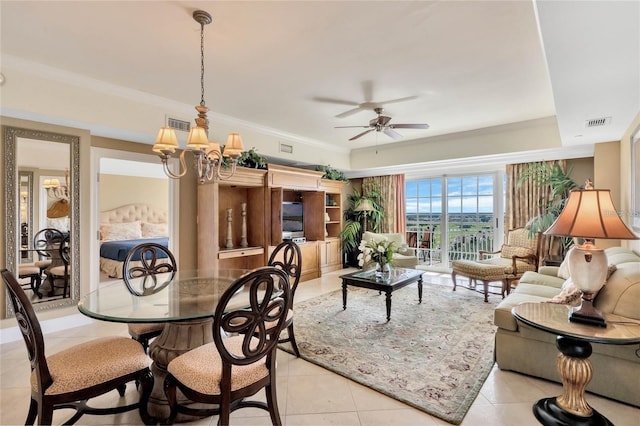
90, 148, 177, 290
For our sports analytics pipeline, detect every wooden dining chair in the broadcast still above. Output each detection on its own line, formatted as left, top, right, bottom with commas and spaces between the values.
164, 267, 291, 425
32, 228, 64, 276
1, 269, 154, 425
268, 240, 302, 357
48, 234, 71, 298
122, 242, 177, 352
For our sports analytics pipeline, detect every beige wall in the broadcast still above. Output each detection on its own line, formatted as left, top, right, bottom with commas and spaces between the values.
99, 174, 168, 213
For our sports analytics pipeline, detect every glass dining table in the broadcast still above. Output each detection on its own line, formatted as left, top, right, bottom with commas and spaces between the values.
78, 269, 250, 421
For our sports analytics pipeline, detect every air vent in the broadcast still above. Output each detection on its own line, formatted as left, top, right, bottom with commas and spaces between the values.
279, 142, 293, 154
166, 117, 191, 133
585, 117, 611, 128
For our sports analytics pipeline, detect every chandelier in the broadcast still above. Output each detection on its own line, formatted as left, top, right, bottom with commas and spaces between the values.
152, 10, 245, 184
43, 170, 69, 201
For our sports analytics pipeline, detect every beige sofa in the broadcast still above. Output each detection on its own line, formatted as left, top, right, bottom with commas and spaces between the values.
361, 231, 418, 268
494, 246, 640, 407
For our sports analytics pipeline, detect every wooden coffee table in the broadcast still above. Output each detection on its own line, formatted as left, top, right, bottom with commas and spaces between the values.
340, 267, 423, 321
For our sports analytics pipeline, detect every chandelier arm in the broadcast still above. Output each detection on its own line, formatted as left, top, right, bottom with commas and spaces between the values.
161, 151, 189, 179
216, 160, 239, 181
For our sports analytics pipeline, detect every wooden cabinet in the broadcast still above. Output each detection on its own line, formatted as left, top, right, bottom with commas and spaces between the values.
197, 164, 344, 281
320, 238, 342, 273
197, 168, 268, 271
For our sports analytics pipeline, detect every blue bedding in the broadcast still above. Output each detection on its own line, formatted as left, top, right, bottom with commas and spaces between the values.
99, 238, 169, 262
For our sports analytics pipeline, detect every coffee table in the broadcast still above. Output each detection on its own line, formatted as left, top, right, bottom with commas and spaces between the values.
340, 267, 423, 321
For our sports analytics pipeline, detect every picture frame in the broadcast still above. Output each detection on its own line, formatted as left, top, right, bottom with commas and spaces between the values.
632, 124, 640, 232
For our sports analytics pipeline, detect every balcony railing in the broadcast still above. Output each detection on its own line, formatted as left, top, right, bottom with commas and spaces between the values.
406, 223, 495, 268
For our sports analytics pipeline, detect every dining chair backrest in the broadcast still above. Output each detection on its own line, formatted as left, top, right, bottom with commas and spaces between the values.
213, 267, 291, 366
33, 228, 64, 260
268, 240, 302, 297
122, 242, 177, 296
1, 269, 53, 394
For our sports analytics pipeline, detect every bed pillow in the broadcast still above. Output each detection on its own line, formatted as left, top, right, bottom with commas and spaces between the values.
100, 221, 142, 241
141, 221, 169, 238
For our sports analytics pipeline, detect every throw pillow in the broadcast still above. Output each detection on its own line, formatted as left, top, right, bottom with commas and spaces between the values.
549, 278, 582, 306
557, 247, 574, 279
500, 245, 533, 259
100, 221, 142, 241
141, 222, 169, 238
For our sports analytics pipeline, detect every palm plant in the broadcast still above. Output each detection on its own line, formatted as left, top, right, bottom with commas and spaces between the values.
517, 162, 579, 253
340, 182, 384, 266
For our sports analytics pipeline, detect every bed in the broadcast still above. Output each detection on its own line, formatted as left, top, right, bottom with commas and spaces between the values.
99, 204, 169, 278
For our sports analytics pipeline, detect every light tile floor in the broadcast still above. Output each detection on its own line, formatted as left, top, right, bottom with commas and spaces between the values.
2, 270, 639, 425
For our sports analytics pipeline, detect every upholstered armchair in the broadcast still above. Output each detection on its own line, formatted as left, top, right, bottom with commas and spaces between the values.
451, 228, 541, 302
361, 231, 418, 269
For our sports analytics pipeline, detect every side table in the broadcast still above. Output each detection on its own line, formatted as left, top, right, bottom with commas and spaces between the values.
512, 302, 640, 426
543, 256, 564, 267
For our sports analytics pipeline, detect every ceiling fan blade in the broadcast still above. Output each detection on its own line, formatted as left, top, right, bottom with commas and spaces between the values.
378, 95, 420, 105
349, 129, 374, 141
312, 96, 360, 106
390, 123, 430, 129
335, 107, 364, 118
335, 125, 371, 129
383, 128, 403, 140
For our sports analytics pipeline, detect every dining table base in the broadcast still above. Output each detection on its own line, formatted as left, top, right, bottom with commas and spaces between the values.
147, 318, 214, 422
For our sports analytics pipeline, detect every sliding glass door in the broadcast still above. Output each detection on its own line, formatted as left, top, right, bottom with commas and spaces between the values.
406, 173, 503, 269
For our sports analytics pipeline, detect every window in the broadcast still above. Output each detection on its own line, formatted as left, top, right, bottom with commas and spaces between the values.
406, 174, 503, 268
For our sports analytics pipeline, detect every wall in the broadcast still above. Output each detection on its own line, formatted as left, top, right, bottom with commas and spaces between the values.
99, 174, 168, 212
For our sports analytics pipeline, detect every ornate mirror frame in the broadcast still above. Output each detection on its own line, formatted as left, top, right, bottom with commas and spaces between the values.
4, 126, 80, 317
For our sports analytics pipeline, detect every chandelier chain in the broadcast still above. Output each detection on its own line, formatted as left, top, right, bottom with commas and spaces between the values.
200, 20, 205, 107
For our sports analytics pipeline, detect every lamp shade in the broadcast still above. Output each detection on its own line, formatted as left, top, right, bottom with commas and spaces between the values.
222, 133, 245, 157
544, 189, 637, 240
153, 127, 179, 153
354, 199, 374, 212
186, 126, 210, 150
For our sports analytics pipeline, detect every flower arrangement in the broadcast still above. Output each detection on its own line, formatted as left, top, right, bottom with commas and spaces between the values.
357, 238, 397, 268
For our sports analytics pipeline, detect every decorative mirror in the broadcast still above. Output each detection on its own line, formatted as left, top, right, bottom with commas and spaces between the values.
4, 126, 80, 317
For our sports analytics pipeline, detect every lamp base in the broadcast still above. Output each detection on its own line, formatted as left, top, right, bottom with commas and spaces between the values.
569, 298, 606, 327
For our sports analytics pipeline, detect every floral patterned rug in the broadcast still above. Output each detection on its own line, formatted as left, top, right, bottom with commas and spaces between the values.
280, 282, 498, 425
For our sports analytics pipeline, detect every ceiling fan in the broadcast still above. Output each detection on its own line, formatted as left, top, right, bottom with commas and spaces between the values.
335, 108, 429, 141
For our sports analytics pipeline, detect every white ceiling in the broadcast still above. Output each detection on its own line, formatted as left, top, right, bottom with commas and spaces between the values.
1, 1, 638, 173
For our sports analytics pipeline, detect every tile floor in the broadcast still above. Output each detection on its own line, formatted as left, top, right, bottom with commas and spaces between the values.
1, 270, 639, 425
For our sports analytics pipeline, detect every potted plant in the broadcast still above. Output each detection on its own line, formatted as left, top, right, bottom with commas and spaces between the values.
517, 162, 579, 254
316, 164, 348, 181
237, 147, 268, 169
339, 181, 384, 267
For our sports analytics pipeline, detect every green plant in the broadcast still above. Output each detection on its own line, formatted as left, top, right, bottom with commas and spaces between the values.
237, 147, 268, 169
316, 165, 348, 181
517, 162, 579, 252
339, 182, 385, 265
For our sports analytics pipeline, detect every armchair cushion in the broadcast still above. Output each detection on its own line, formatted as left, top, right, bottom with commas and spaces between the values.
500, 245, 534, 260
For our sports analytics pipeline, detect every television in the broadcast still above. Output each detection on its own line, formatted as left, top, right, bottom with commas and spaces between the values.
282, 201, 304, 238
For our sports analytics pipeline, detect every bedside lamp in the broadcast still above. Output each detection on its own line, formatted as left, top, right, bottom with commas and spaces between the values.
544, 180, 638, 327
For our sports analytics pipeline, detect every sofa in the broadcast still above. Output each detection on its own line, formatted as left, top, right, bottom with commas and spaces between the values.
493, 246, 640, 407
361, 231, 418, 268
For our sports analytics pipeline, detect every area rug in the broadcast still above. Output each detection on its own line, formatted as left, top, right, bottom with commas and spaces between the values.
280, 282, 498, 425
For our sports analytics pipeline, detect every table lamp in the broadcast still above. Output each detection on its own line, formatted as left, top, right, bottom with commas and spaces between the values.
355, 199, 374, 232
544, 180, 638, 327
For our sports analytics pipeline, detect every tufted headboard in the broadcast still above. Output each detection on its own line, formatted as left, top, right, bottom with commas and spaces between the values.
100, 203, 167, 225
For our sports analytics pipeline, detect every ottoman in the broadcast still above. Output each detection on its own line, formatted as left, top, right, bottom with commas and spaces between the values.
451, 260, 508, 302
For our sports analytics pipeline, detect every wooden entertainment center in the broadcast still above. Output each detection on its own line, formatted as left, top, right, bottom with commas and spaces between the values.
197, 164, 344, 281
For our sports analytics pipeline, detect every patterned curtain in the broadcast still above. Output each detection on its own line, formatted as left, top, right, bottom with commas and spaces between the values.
363, 174, 406, 233
505, 160, 566, 260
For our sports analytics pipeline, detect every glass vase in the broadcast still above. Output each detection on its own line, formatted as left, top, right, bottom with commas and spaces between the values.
375, 261, 391, 279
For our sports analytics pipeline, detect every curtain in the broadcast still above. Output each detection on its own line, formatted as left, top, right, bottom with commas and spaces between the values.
363, 174, 406, 233
505, 160, 566, 260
